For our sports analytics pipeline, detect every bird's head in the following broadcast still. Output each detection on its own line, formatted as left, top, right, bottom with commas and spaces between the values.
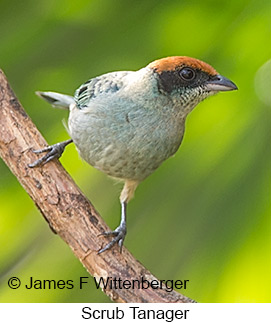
148, 56, 237, 113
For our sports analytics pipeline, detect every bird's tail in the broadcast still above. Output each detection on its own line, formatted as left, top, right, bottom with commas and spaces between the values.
36, 91, 74, 110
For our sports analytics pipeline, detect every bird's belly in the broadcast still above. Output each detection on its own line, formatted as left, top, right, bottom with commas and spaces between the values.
75, 141, 182, 181
68, 107, 185, 181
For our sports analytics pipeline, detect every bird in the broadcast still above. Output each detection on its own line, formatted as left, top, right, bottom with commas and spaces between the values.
29, 56, 237, 254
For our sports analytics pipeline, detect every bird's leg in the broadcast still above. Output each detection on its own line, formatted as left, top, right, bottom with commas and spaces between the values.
98, 180, 138, 254
28, 139, 73, 167
98, 201, 127, 254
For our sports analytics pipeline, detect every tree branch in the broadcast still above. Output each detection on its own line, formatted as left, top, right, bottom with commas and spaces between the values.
0, 69, 195, 303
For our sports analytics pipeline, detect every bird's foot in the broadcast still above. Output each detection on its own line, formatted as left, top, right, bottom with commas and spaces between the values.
28, 139, 73, 167
98, 223, 127, 254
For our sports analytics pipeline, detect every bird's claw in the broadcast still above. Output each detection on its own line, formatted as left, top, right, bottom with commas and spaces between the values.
28, 139, 72, 168
98, 224, 127, 254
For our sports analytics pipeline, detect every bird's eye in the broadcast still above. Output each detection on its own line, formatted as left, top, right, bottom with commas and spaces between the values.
179, 67, 196, 81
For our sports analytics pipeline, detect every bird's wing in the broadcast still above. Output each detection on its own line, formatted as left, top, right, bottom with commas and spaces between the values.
74, 71, 131, 109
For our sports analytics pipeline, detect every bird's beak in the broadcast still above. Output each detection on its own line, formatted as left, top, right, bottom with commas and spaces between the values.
205, 75, 238, 92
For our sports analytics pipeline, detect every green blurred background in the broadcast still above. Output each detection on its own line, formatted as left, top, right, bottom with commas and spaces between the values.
0, 0, 271, 303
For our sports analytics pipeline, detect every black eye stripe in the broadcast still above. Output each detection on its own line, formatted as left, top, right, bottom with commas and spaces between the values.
156, 68, 211, 94
179, 67, 196, 81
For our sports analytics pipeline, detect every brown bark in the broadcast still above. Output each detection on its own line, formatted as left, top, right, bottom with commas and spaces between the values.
0, 69, 195, 303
